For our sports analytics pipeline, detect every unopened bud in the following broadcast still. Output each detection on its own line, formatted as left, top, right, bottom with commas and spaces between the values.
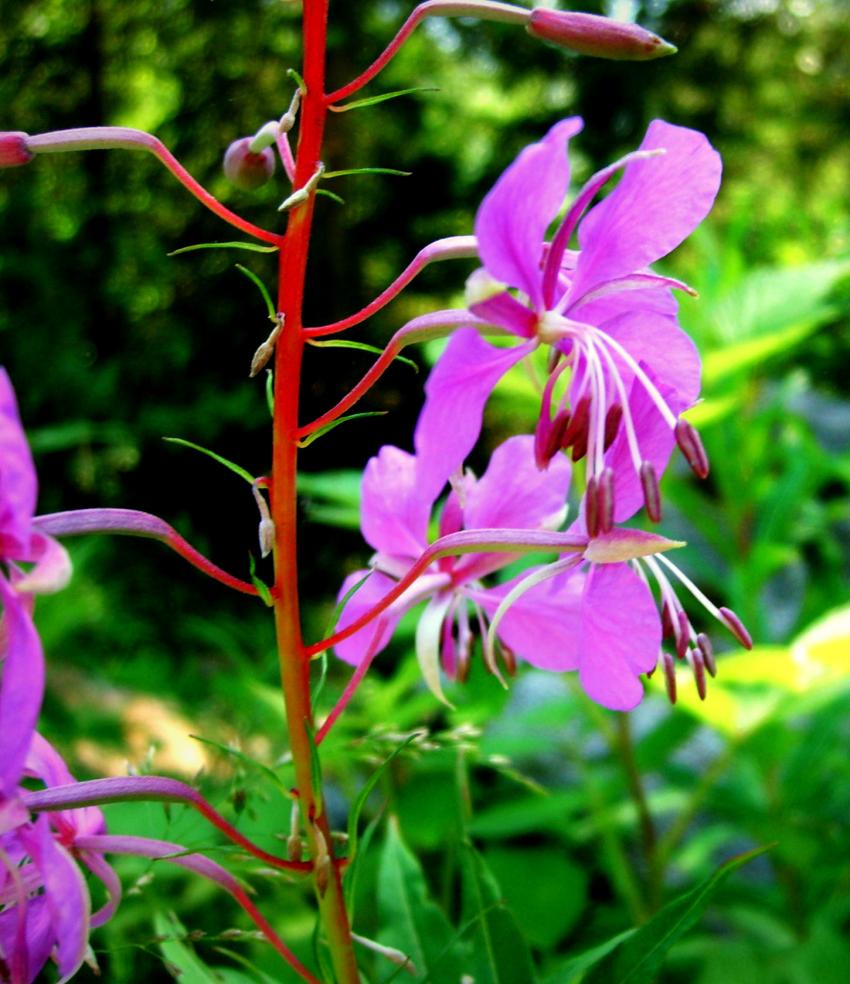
258, 517, 275, 558
223, 137, 276, 191
527, 10, 677, 61
0, 131, 34, 167
287, 834, 304, 862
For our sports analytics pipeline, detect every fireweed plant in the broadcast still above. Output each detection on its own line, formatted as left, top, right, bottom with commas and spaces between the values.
0, 2, 754, 982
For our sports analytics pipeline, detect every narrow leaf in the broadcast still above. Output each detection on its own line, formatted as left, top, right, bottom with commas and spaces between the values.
247, 553, 273, 607
347, 733, 421, 864
304, 720, 324, 820
167, 241, 279, 256
297, 411, 387, 449
329, 87, 439, 113
163, 437, 255, 484
323, 168, 412, 179
583, 845, 772, 984
189, 734, 290, 794
154, 910, 220, 984
315, 187, 345, 205
265, 369, 274, 417
234, 264, 276, 321
459, 842, 538, 984
308, 338, 418, 373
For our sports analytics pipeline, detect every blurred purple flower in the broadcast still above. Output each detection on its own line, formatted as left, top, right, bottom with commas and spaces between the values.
415, 118, 721, 528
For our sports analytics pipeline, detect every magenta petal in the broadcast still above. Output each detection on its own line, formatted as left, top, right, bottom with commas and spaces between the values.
464, 435, 571, 532
360, 446, 431, 558
25, 733, 106, 840
469, 290, 538, 338
476, 118, 583, 308
577, 564, 660, 710
471, 569, 583, 671
0, 368, 37, 557
333, 570, 405, 666
20, 816, 90, 983
414, 329, 534, 502
573, 121, 721, 300
600, 310, 701, 409
0, 895, 54, 984
0, 578, 44, 796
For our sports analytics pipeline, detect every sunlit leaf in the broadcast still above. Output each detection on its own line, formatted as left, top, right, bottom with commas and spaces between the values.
297, 411, 387, 448
328, 87, 439, 112
167, 241, 279, 255
323, 167, 412, 179
307, 338, 419, 373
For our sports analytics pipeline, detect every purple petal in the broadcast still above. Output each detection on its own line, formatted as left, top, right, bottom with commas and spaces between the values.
0, 578, 44, 796
577, 564, 660, 711
14, 532, 72, 595
360, 446, 432, 558
600, 310, 701, 409
464, 435, 571, 531
20, 816, 90, 983
572, 121, 721, 301
476, 118, 583, 308
468, 288, 538, 339
414, 329, 534, 502
0, 369, 37, 558
471, 568, 583, 671
333, 570, 406, 666
0, 895, 54, 984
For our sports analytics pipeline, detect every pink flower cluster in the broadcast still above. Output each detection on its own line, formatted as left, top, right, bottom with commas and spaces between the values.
332, 119, 752, 711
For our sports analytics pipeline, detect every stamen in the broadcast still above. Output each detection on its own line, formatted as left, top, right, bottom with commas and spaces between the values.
691, 648, 707, 700
592, 328, 679, 428
585, 475, 600, 537
696, 633, 716, 677
597, 467, 615, 534
675, 609, 691, 660
718, 606, 753, 649
561, 394, 591, 458
662, 651, 677, 704
640, 461, 662, 522
674, 419, 710, 479
498, 640, 517, 678
603, 404, 623, 450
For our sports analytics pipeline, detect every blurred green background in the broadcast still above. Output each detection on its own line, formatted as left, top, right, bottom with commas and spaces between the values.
2, 0, 850, 981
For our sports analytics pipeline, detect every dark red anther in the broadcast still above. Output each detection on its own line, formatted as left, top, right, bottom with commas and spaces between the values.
674, 418, 710, 479
675, 609, 690, 660
640, 461, 662, 522
561, 395, 591, 460
662, 651, 677, 705
597, 467, 615, 534
696, 633, 716, 677
0, 131, 34, 168
498, 641, 517, 678
585, 476, 600, 538
719, 606, 753, 649
661, 600, 676, 640
534, 408, 571, 470
691, 649, 707, 700
603, 403, 623, 450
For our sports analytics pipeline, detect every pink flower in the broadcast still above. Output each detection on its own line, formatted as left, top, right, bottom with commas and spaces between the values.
415, 118, 722, 528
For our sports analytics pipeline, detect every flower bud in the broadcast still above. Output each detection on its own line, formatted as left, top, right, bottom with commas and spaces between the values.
527, 10, 677, 61
223, 137, 276, 191
0, 131, 34, 168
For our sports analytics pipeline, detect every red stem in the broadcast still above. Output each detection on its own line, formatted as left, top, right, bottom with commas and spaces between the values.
271, 2, 360, 980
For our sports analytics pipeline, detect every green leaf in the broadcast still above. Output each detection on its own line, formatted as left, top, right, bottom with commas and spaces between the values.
247, 553, 273, 607
348, 733, 420, 865
328, 87, 439, 112
297, 411, 387, 449
377, 816, 466, 982
234, 264, 276, 321
316, 188, 345, 205
163, 437, 255, 484
459, 842, 538, 984
307, 338, 418, 373
304, 720, 324, 819
323, 168, 412, 179
581, 845, 772, 984
265, 369, 274, 417
167, 241, 278, 256
154, 910, 219, 984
